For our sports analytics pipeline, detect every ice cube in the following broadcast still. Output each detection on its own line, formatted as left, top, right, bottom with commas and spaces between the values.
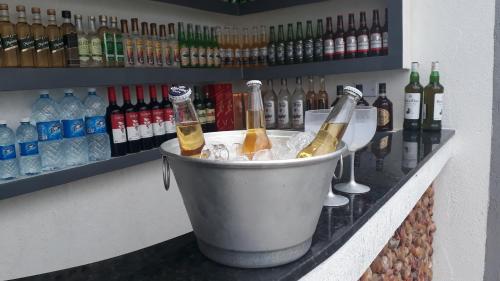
228, 143, 243, 160
271, 143, 296, 160
253, 149, 274, 161
199, 144, 229, 160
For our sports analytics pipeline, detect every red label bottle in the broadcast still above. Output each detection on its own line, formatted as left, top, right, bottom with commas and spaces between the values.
106, 86, 127, 156
149, 85, 166, 147
121, 86, 142, 153
136, 85, 154, 150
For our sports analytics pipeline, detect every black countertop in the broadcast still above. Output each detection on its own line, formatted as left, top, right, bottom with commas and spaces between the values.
18, 129, 454, 281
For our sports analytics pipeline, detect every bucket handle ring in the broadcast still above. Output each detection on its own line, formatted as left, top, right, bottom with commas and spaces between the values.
332, 154, 344, 180
162, 156, 170, 191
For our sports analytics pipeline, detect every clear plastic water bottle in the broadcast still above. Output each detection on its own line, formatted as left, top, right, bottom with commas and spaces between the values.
0, 120, 19, 180
16, 118, 42, 175
60, 89, 88, 166
31, 90, 65, 171
84, 88, 111, 161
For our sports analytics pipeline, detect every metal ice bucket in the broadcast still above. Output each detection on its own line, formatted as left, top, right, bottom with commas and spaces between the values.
160, 130, 346, 268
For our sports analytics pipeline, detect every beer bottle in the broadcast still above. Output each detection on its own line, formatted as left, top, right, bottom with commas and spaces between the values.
168, 23, 180, 67
186, 24, 195, 67
241, 27, 250, 67
357, 12, 369, 58
422, 62, 444, 131
304, 20, 314, 63
170, 86, 206, 157
323, 17, 334, 60
89, 16, 104, 67
382, 8, 388, 55
294, 22, 304, 64
106, 86, 127, 157
317, 76, 329, 109
219, 26, 227, 67
292, 77, 306, 130
149, 85, 166, 146
178, 22, 189, 67
98, 16, 114, 67
198, 25, 207, 67
142, 22, 154, 67
331, 84, 343, 107
61, 10, 79, 67
356, 84, 369, 106
212, 27, 221, 68
345, 13, 357, 59
111, 17, 124, 67
232, 26, 241, 67
16, 5, 35, 67
369, 9, 382, 56
278, 78, 291, 129
131, 18, 144, 67
305, 76, 317, 111
263, 79, 278, 129
31, 7, 50, 67
205, 26, 214, 68
46, 9, 65, 67
161, 85, 176, 140
136, 85, 154, 150
297, 86, 362, 158
75, 15, 89, 67
225, 26, 234, 67
314, 19, 324, 61
250, 26, 259, 66
334, 15, 345, 60
151, 23, 163, 67
193, 86, 207, 131
373, 83, 393, 131
242, 80, 272, 159
267, 26, 276, 66
122, 86, 141, 153
204, 89, 216, 132
404, 62, 424, 130
160, 24, 169, 67
258, 25, 267, 66
276, 24, 285, 65
285, 23, 294, 64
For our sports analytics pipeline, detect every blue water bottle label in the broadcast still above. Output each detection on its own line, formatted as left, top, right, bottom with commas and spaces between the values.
0, 144, 16, 160
62, 119, 86, 138
19, 141, 39, 156
85, 116, 107, 135
36, 121, 63, 141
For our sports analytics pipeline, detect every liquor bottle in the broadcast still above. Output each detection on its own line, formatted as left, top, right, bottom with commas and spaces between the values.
204, 89, 216, 132
297, 86, 362, 158
369, 10, 382, 56
205, 26, 214, 67
61, 10, 79, 67
404, 62, 424, 130
161, 85, 176, 140
278, 78, 291, 129
136, 85, 154, 150
98, 15, 114, 67
46, 9, 65, 67
142, 22, 154, 67
160, 24, 169, 67
0, 4, 19, 67
219, 26, 228, 67
106, 86, 127, 156
263, 79, 278, 129
178, 22, 189, 67
168, 23, 180, 67
121, 86, 141, 153
250, 26, 260, 66
232, 26, 241, 67
402, 130, 420, 173
304, 20, 314, 63
212, 27, 221, 68
193, 86, 207, 131
355, 84, 369, 106
382, 8, 388, 55
31, 7, 49, 67
323, 17, 334, 60
422, 61, 444, 131
74, 15, 89, 67
258, 25, 267, 66
285, 23, 294, 64
241, 27, 250, 67
121, 19, 134, 67
331, 84, 343, 107
131, 18, 145, 67
88, 16, 103, 67
151, 23, 163, 67
305, 76, 317, 111
314, 19, 324, 62
372, 134, 392, 171
334, 15, 345, 60
170, 86, 206, 157
345, 13, 357, 59
111, 17, 124, 67
292, 77, 305, 130
276, 24, 285, 65
357, 12, 369, 58
187, 24, 198, 67
242, 80, 272, 159
294, 22, 304, 64
16, 5, 34, 67
267, 26, 276, 66
317, 76, 329, 109
149, 85, 166, 146
373, 83, 393, 131
198, 25, 207, 67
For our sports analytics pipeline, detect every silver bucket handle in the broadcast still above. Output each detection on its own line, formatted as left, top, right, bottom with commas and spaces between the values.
162, 156, 170, 191
332, 153, 344, 180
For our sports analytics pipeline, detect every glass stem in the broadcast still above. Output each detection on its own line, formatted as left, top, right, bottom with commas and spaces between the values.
349, 152, 356, 184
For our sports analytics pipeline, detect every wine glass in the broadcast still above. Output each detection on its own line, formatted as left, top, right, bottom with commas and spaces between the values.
334, 106, 377, 194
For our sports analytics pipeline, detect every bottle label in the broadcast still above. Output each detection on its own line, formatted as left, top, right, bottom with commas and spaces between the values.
165, 44, 172, 66
19, 141, 39, 156
125, 112, 141, 141
346, 36, 357, 54
0, 144, 16, 160
370, 33, 382, 50
63, 32, 78, 48
135, 38, 145, 64
173, 42, 180, 64
250, 47, 259, 64
276, 43, 285, 63
304, 39, 313, 60
206, 108, 215, 123
264, 100, 276, 126
324, 39, 334, 56
377, 108, 390, 126
19, 36, 35, 52
114, 34, 124, 63
180, 46, 190, 66
152, 109, 166, 136
206, 47, 214, 66
199, 47, 207, 66
404, 93, 421, 120
382, 32, 389, 49
36, 121, 62, 141
267, 44, 275, 64
219, 47, 226, 65
234, 48, 241, 66
213, 47, 221, 66
163, 107, 176, 133
258, 47, 267, 65
49, 37, 64, 53
240, 48, 249, 65
357, 35, 369, 51
403, 141, 418, 169
146, 40, 155, 65
189, 46, 199, 66
62, 119, 85, 138
294, 42, 303, 60
286, 42, 294, 60
78, 37, 90, 62
292, 100, 304, 127
433, 93, 444, 121
103, 32, 115, 62
197, 109, 207, 124
225, 49, 233, 65
314, 39, 323, 58
278, 100, 289, 125
124, 38, 134, 65
138, 110, 154, 138
35, 37, 50, 52
334, 37, 345, 55
111, 113, 127, 143
155, 41, 163, 66
2, 34, 19, 51
90, 37, 103, 63
85, 116, 107, 135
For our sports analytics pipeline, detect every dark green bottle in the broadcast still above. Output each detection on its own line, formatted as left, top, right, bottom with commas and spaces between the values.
285, 23, 294, 64
314, 19, 324, 61
196, 25, 206, 67
178, 22, 190, 68
422, 62, 444, 131
404, 62, 424, 130
267, 26, 276, 65
294, 22, 303, 63
304, 20, 314, 63
276, 25, 285, 65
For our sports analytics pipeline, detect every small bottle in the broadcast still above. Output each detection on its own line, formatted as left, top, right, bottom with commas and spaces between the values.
131, 18, 144, 66
0, 120, 18, 179
16, 5, 35, 67
31, 7, 50, 67
160, 24, 170, 67
382, 8, 389, 55
61, 10, 79, 67
187, 23, 198, 67
205, 26, 214, 68
74, 14, 90, 67
258, 25, 268, 66
16, 118, 41, 176
241, 27, 250, 67
60, 89, 88, 166
122, 86, 141, 153
305, 76, 317, 111
106, 86, 127, 157
161, 85, 176, 140
276, 25, 285, 65
285, 23, 294, 64
212, 27, 221, 68
88, 16, 103, 67
193, 86, 207, 131
168, 23, 180, 67
142, 22, 154, 67
373, 83, 393, 131
218, 26, 227, 67
294, 22, 304, 64
121, 19, 135, 67
232, 26, 241, 67
314, 19, 324, 62
267, 26, 276, 66
84, 88, 111, 161
357, 12, 369, 58
345, 13, 357, 59
98, 15, 114, 67
250, 26, 260, 66
323, 17, 334, 60
110, 16, 124, 67
263, 79, 278, 129
178, 22, 189, 67
149, 85, 166, 146
292, 77, 305, 130
204, 89, 216, 132
151, 23, 163, 67
0, 4, 19, 67
198, 25, 207, 67
331, 84, 343, 107
136, 85, 154, 150
46, 9, 65, 67
304, 20, 314, 63
225, 26, 234, 67
369, 9, 382, 56
278, 78, 291, 129
334, 15, 345, 60
422, 61, 444, 131
317, 76, 329, 109
356, 84, 369, 106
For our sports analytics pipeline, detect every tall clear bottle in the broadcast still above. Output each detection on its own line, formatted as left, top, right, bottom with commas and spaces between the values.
198, 25, 207, 67
160, 24, 170, 67
16, 5, 35, 67
232, 26, 241, 67
168, 23, 180, 67
31, 7, 50, 67
131, 18, 144, 66
0, 4, 19, 67
121, 19, 134, 67
88, 16, 103, 67
422, 61, 444, 131
98, 15, 114, 67
16, 118, 41, 175
74, 15, 90, 67
292, 77, 305, 129
219, 26, 227, 67
205, 26, 214, 68
46, 9, 64, 67
250, 26, 259, 66
110, 17, 124, 67
151, 23, 163, 67
241, 27, 250, 67
142, 22, 154, 67
212, 27, 221, 68
305, 75, 317, 111
61, 10, 79, 67
278, 78, 291, 129
263, 79, 278, 129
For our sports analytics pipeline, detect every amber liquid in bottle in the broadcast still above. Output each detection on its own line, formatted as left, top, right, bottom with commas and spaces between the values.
297, 123, 348, 158
0, 4, 19, 67
46, 9, 65, 67
31, 7, 49, 67
176, 121, 205, 156
61, 10, 79, 67
16, 5, 34, 67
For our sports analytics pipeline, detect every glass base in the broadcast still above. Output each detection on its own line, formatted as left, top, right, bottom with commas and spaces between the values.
334, 182, 371, 194
323, 190, 349, 207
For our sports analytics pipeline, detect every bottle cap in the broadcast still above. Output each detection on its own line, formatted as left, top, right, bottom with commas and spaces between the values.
61, 10, 71, 18
378, 83, 386, 93
16, 5, 25, 12
246, 80, 262, 87
40, 90, 49, 96
31, 7, 40, 13
169, 86, 192, 103
336, 85, 344, 94
88, 88, 96, 93
0, 120, 6, 125
21, 117, 30, 123
344, 86, 363, 99
411, 62, 419, 72
432, 61, 439, 72
74, 14, 82, 20
64, 89, 74, 94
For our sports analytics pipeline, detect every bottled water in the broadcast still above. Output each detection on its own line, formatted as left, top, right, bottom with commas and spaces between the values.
16, 118, 42, 175
31, 91, 65, 171
84, 88, 111, 161
60, 89, 88, 166
0, 120, 18, 179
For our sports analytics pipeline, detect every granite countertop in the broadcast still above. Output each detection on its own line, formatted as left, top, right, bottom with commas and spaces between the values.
19, 129, 454, 281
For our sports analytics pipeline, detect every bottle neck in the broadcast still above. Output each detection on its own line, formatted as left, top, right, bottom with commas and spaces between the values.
161, 86, 169, 101
410, 71, 420, 83
429, 71, 440, 83
48, 15, 56, 25
32, 13, 41, 24
17, 12, 27, 23
320, 79, 326, 91
75, 19, 84, 32
248, 85, 263, 111
63, 17, 71, 24
308, 79, 314, 91
137, 88, 145, 102
122, 88, 131, 103
89, 19, 97, 32
0, 10, 9, 22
